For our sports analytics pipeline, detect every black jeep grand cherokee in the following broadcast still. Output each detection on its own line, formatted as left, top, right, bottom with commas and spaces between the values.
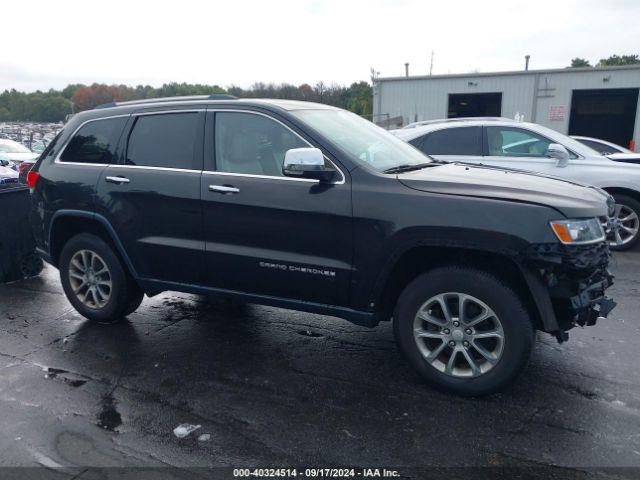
28, 96, 615, 395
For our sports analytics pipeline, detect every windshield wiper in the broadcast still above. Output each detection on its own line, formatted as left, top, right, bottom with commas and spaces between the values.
383, 162, 442, 174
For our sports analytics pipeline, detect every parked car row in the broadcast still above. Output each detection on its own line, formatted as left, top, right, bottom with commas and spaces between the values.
392, 119, 640, 251
0, 121, 62, 152
27, 96, 615, 396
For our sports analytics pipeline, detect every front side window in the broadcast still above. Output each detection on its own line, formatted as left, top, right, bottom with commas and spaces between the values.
60, 117, 126, 164
485, 126, 577, 159
126, 113, 199, 169
417, 127, 482, 156
215, 112, 308, 177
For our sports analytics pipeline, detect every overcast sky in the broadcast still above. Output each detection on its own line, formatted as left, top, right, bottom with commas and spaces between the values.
2, 0, 638, 92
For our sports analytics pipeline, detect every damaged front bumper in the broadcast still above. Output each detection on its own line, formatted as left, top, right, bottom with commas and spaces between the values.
525, 241, 616, 342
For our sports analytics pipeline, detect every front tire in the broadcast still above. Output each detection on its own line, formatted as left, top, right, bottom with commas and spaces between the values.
608, 194, 640, 251
59, 233, 143, 323
393, 267, 534, 396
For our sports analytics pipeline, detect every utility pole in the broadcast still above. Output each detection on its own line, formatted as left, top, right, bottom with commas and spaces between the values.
429, 50, 434, 75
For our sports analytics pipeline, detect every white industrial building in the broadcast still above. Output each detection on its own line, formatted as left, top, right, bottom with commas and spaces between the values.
373, 65, 640, 150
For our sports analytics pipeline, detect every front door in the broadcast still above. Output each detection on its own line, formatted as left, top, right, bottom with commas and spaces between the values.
200, 110, 352, 307
95, 110, 205, 285
480, 125, 568, 176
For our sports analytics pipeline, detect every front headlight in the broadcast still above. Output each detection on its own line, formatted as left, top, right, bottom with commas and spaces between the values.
550, 218, 605, 245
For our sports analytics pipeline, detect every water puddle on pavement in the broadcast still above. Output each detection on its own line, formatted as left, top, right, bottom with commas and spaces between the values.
96, 393, 122, 432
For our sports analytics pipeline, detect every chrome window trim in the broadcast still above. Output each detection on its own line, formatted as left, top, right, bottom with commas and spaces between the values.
107, 164, 201, 174
202, 170, 317, 183
209, 108, 346, 185
53, 109, 347, 184
54, 114, 130, 166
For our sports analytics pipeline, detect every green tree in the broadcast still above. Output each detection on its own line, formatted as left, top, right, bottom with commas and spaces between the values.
569, 57, 591, 68
598, 54, 640, 66
345, 81, 373, 116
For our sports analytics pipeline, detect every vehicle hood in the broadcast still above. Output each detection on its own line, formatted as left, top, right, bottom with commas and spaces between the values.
608, 153, 640, 164
4, 152, 38, 162
397, 162, 609, 218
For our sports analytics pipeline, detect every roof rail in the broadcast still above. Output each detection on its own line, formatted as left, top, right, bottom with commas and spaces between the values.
95, 94, 238, 110
402, 117, 512, 128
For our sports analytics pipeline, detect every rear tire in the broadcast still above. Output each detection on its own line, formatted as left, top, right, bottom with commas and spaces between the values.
393, 267, 534, 396
59, 233, 143, 324
124, 289, 145, 316
608, 194, 640, 251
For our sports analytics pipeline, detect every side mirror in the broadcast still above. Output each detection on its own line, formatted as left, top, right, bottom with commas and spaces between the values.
547, 143, 570, 167
283, 148, 335, 182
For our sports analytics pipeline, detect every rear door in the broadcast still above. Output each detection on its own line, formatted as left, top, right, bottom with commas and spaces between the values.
95, 109, 205, 285
200, 109, 352, 306
45, 117, 127, 214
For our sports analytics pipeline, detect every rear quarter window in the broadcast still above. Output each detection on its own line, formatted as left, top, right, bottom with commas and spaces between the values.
59, 117, 127, 164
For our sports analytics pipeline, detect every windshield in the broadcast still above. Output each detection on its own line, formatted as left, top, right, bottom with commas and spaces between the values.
292, 109, 432, 172
0, 141, 31, 154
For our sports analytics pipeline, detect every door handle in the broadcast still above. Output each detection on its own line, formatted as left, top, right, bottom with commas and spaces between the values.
105, 176, 130, 184
209, 185, 239, 194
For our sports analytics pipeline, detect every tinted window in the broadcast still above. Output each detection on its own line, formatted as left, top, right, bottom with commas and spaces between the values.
486, 126, 577, 159
60, 117, 126, 164
126, 113, 199, 169
215, 112, 308, 177
418, 127, 482, 155
578, 139, 621, 155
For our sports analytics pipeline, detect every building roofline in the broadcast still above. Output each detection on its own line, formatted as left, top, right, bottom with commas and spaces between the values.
375, 64, 640, 82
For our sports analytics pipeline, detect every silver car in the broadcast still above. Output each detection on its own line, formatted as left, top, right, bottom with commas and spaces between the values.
393, 118, 640, 250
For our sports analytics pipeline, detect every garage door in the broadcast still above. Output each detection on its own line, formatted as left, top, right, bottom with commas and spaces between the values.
569, 88, 639, 148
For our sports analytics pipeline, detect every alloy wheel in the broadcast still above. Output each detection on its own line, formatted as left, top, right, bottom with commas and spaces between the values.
413, 292, 505, 378
606, 204, 640, 248
68, 250, 112, 309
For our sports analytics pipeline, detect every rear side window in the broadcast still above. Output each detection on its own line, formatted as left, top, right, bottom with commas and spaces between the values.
59, 117, 126, 164
126, 113, 199, 169
578, 139, 620, 155
418, 127, 482, 156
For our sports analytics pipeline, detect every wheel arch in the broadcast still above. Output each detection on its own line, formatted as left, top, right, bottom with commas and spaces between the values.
602, 186, 640, 204
373, 244, 557, 333
49, 210, 138, 278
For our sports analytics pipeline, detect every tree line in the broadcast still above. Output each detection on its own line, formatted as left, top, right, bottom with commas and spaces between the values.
569, 54, 639, 68
0, 81, 373, 123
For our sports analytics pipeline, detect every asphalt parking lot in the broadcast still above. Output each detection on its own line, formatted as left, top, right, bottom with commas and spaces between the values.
1, 253, 639, 479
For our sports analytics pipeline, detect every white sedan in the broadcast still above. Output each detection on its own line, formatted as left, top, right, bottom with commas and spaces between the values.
0, 139, 39, 166
392, 118, 640, 250
571, 135, 640, 165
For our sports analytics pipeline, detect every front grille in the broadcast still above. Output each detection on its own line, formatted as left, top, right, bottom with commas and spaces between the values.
526, 242, 611, 270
